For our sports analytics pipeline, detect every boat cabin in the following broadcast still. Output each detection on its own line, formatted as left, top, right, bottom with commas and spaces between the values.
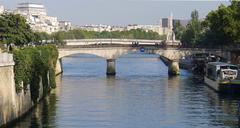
205, 62, 238, 81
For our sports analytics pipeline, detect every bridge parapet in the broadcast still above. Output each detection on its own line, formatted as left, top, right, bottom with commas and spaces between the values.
65, 39, 164, 46
0, 53, 14, 67
58, 47, 138, 59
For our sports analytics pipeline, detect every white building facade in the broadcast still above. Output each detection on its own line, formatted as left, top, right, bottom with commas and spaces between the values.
126, 24, 171, 35
0, 5, 4, 14
59, 21, 72, 31
79, 24, 113, 32
78, 14, 176, 36
14, 3, 60, 34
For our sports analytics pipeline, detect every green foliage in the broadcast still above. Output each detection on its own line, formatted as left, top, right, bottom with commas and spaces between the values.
13, 45, 58, 103
52, 31, 65, 44
202, 1, 240, 46
178, 1, 240, 47
0, 13, 36, 46
0, 14, 165, 46
173, 20, 185, 40
34, 32, 52, 43
52, 29, 165, 43
181, 10, 202, 46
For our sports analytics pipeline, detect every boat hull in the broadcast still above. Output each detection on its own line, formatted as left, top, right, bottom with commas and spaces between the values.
204, 77, 240, 93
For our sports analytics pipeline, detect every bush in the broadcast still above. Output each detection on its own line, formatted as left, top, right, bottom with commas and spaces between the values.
13, 45, 58, 103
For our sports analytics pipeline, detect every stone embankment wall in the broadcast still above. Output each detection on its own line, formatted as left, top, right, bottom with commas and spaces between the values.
0, 53, 44, 126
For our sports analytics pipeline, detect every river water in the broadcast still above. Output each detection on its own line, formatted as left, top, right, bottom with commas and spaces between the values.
11, 53, 240, 128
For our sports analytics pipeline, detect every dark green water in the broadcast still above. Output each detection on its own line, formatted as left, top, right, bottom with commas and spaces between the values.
11, 53, 240, 128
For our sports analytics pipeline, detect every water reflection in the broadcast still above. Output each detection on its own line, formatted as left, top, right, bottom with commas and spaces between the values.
8, 75, 63, 128
9, 53, 240, 128
9, 92, 57, 128
206, 86, 240, 128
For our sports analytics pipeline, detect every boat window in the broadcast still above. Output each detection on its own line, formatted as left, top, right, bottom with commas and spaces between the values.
207, 67, 216, 80
220, 66, 228, 69
220, 66, 238, 70
230, 66, 238, 70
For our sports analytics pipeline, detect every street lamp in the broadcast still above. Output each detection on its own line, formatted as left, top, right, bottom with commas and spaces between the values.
110, 28, 113, 45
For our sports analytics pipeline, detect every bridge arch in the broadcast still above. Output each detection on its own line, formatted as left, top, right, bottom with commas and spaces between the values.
58, 47, 138, 60
57, 47, 188, 76
59, 52, 106, 59
56, 46, 229, 76
57, 47, 140, 76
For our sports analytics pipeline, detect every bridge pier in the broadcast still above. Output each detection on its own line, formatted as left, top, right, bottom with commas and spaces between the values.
55, 59, 63, 75
168, 60, 180, 76
106, 59, 116, 76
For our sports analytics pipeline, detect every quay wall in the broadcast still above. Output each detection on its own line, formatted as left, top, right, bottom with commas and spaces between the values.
0, 53, 45, 126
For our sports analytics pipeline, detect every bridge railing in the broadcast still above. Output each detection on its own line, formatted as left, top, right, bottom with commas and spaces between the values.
65, 39, 165, 46
58, 42, 226, 52
178, 47, 222, 51
64, 38, 163, 42
57, 44, 133, 48
57, 43, 184, 49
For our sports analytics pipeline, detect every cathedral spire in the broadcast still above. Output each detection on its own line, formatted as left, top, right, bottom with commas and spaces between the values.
169, 12, 173, 29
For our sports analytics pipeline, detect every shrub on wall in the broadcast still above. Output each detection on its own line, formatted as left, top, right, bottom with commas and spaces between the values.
12, 45, 58, 103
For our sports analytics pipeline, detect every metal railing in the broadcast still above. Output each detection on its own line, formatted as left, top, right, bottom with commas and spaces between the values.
57, 43, 182, 49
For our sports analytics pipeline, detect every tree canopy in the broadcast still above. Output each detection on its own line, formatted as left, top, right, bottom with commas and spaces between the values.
52, 29, 166, 43
203, 1, 240, 46
176, 1, 240, 48
173, 20, 185, 40
181, 10, 202, 47
0, 13, 36, 46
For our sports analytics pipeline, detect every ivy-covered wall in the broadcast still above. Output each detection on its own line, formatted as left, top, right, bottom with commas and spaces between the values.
12, 45, 58, 103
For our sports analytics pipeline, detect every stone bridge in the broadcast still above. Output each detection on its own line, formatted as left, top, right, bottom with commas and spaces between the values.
64, 39, 165, 46
57, 45, 228, 76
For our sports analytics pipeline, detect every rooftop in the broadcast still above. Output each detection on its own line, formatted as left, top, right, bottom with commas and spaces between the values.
17, 3, 45, 9
208, 62, 237, 67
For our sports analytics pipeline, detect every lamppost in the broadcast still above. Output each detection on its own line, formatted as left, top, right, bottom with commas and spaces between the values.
110, 27, 112, 45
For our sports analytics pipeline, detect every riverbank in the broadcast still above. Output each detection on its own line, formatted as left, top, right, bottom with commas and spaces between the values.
1, 74, 62, 128
8, 54, 239, 128
0, 46, 58, 127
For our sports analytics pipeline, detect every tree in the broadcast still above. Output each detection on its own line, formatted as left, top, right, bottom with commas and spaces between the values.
0, 13, 35, 46
202, 1, 240, 47
52, 31, 65, 45
34, 32, 52, 44
51, 28, 165, 42
181, 10, 202, 47
173, 20, 185, 40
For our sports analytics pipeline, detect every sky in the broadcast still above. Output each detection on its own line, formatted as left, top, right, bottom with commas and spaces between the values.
0, 0, 230, 26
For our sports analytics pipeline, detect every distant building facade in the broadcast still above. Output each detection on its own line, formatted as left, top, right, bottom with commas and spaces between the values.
0, 5, 4, 14
79, 24, 113, 32
161, 18, 169, 28
111, 26, 125, 31
59, 21, 72, 31
78, 14, 186, 37
71, 13, 188, 40
79, 23, 171, 36
14, 3, 60, 34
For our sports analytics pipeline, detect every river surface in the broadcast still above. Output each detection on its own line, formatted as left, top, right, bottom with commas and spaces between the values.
11, 53, 240, 128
